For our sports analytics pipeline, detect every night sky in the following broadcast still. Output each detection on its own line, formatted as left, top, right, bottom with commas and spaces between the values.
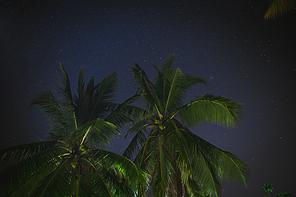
1, 0, 295, 196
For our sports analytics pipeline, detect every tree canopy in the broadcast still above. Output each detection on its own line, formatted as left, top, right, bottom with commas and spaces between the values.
0, 64, 147, 197
123, 56, 250, 196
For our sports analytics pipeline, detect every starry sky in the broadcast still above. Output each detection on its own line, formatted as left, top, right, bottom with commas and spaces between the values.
1, 0, 295, 196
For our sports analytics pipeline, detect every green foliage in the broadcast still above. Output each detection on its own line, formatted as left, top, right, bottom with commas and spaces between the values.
262, 183, 292, 197
263, 183, 275, 193
124, 56, 250, 196
0, 65, 147, 196
275, 192, 292, 197
263, 183, 275, 197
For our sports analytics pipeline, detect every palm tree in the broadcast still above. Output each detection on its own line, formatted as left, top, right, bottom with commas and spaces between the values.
264, 0, 295, 19
0, 64, 147, 197
123, 56, 251, 197
263, 183, 275, 197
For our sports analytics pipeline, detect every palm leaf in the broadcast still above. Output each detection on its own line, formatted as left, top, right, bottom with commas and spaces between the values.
131, 64, 162, 112
104, 103, 132, 128
163, 68, 187, 113
177, 94, 242, 127
103, 93, 146, 128
91, 149, 148, 196
122, 128, 147, 160
150, 134, 173, 196
264, 0, 295, 19
192, 149, 222, 197
66, 118, 119, 148
56, 63, 74, 105
185, 130, 250, 196
168, 120, 193, 176
29, 156, 75, 197
158, 134, 173, 191
160, 55, 176, 73
182, 74, 208, 89
88, 71, 118, 121
181, 169, 203, 197
93, 161, 136, 197
215, 150, 250, 186
30, 88, 63, 118
0, 141, 56, 165
0, 144, 65, 196
73, 68, 99, 124
184, 131, 222, 196
30, 88, 75, 139
73, 67, 87, 123
122, 111, 152, 160
88, 166, 115, 197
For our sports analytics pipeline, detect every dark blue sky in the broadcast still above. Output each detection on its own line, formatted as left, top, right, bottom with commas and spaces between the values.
1, 0, 295, 196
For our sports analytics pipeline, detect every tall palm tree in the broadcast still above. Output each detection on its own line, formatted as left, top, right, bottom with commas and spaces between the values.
264, 0, 295, 19
263, 183, 275, 197
123, 56, 251, 197
0, 65, 147, 197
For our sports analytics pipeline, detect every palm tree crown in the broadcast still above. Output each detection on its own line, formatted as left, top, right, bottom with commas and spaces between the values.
123, 56, 251, 197
263, 183, 275, 197
0, 65, 146, 197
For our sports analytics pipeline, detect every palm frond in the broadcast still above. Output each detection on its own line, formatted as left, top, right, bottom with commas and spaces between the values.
185, 133, 222, 197
215, 150, 251, 187
134, 127, 160, 167
191, 149, 222, 197
163, 68, 187, 113
29, 156, 75, 197
182, 172, 203, 197
73, 67, 86, 121
73, 67, 91, 124
122, 128, 147, 160
103, 93, 147, 128
167, 120, 193, 176
91, 149, 149, 196
150, 133, 174, 196
66, 118, 119, 148
185, 130, 251, 195
30, 88, 63, 117
264, 0, 295, 19
89, 166, 118, 197
30, 88, 75, 139
88, 71, 118, 121
131, 64, 162, 112
159, 55, 176, 73
56, 63, 74, 104
0, 141, 56, 165
182, 75, 208, 89
178, 94, 242, 128
73, 70, 119, 126
93, 160, 137, 197
0, 144, 65, 196
106, 104, 148, 129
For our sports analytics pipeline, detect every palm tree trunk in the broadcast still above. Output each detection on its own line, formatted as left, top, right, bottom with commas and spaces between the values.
170, 152, 183, 197
175, 167, 183, 196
